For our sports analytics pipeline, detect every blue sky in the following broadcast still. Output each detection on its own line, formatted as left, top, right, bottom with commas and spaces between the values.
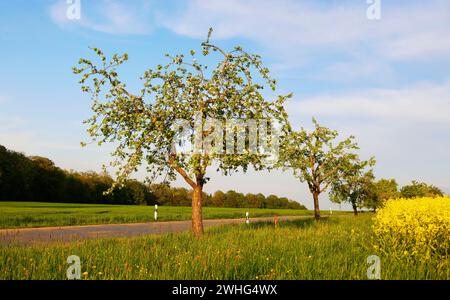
1, 0, 450, 209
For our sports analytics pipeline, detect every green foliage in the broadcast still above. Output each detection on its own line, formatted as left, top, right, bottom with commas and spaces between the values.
208, 190, 304, 209
0, 145, 36, 201
211, 190, 225, 207
372, 178, 400, 208
73, 30, 291, 193
341, 178, 400, 211
329, 163, 377, 213
400, 181, 443, 199
280, 119, 374, 217
0, 144, 153, 205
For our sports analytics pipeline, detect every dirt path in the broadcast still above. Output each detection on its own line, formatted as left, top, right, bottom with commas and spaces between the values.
0, 215, 310, 246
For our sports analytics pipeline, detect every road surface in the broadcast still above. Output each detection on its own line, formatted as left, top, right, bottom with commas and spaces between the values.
0, 215, 311, 246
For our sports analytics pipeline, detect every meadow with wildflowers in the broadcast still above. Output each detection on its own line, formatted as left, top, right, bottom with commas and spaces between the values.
1, 215, 448, 280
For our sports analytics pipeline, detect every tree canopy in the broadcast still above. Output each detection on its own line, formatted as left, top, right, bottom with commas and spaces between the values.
330, 168, 376, 215
280, 119, 374, 220
372, 179, 399, 207
73, 29, 291, 235
400, 181, 443, 199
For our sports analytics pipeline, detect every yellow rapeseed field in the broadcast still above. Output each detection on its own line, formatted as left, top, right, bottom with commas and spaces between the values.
373, 197, 450, 260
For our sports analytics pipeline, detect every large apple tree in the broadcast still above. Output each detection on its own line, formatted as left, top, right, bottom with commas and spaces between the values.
73, 29, 291, 236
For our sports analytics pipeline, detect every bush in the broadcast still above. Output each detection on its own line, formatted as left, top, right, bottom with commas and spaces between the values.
372, 197, 450, 260
400, 181, 443, 199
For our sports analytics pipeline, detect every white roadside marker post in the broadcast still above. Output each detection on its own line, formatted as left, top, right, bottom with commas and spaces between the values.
154, 204, 158, 221
246, 211, 250, 224
330, 207, 333, 215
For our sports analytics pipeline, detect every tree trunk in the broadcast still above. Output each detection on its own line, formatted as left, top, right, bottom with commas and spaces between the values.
352, 202, 358, 216
313, 191, 321, 221
192, 185, 204, 237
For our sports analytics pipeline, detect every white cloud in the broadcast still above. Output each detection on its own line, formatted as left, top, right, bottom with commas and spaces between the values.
311, 59, 396, 84
287, 80, 450, 124
49, 0, 153, 35
160, 0, 368, 51
47, 0, 450, 80
162, 0, 450, 59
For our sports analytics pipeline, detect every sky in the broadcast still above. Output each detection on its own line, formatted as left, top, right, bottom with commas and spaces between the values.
0, 0, 449, 210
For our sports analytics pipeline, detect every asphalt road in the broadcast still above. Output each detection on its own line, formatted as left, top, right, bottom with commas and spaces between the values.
0, 215, 311, 245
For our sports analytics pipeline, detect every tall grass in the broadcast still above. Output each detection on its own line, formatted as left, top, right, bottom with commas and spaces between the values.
1, 215, 447, 280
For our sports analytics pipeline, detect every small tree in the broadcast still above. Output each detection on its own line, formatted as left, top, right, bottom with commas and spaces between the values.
329, 166, 376, 215
73, 29, 290, 236
280, 119, 370, 220
372, 178, 399, 208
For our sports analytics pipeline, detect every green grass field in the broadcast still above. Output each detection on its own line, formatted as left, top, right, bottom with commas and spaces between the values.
1, 215, 448, 280
0, 202, 329, 229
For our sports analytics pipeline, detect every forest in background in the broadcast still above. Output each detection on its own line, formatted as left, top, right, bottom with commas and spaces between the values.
0, 145, 306, 209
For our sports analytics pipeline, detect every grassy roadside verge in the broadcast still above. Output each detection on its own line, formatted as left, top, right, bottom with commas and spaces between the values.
1, 215, 447, 280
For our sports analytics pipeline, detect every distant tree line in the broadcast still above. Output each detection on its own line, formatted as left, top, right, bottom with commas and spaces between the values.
151, 184, 305, 209
0, 145, 306, 209
331, 176, 445, 215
